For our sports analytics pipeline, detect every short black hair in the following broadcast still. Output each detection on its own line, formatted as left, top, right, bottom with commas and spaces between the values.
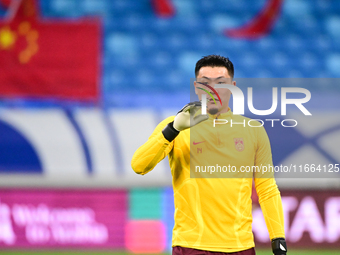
195, 55, 234, 78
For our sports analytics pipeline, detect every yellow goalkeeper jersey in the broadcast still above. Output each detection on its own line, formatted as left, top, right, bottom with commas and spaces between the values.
131, 109, 285, 253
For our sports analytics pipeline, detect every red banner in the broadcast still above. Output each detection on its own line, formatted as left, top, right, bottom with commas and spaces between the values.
0, 0, 101, 101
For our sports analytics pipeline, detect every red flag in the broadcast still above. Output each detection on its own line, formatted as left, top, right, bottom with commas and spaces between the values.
0, 0, 101, 101
225, 0, 283, 39
0, 0, 11, 8
151, 0, 175, 18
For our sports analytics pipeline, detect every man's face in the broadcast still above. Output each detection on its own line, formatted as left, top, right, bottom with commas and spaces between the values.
194, 66, 236, 115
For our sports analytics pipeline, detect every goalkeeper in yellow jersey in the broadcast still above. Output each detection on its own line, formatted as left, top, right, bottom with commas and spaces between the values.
131, 55, 287, 255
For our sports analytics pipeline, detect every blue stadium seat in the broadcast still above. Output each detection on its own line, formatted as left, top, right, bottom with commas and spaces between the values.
325, 16, 340, 39
326, 53, 340, 77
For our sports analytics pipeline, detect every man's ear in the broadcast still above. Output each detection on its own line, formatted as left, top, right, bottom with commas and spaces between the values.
232, 80, 236, 86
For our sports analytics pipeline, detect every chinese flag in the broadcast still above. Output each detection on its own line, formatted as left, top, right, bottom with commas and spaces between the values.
225, 0, 283, 39
0, 0, 101, 101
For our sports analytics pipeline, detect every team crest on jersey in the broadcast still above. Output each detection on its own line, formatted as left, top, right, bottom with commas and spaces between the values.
233, 138, 244, 152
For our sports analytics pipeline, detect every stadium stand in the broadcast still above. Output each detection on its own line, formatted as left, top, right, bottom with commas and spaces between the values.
7, 0, 331, 107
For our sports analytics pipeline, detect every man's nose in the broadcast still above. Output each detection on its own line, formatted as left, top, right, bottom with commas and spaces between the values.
208, 82, 217, 87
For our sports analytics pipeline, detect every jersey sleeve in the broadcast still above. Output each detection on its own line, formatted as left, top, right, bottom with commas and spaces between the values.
131, 116, 175, 175
254, 126, 285, 240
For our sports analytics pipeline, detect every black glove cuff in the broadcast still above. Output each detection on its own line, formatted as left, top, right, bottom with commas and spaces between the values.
272, 238, 287, 255
162, 121, 180, 142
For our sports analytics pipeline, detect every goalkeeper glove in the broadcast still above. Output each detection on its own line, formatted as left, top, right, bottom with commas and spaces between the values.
272, 238, 287, 255
162, 101, 208, 142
